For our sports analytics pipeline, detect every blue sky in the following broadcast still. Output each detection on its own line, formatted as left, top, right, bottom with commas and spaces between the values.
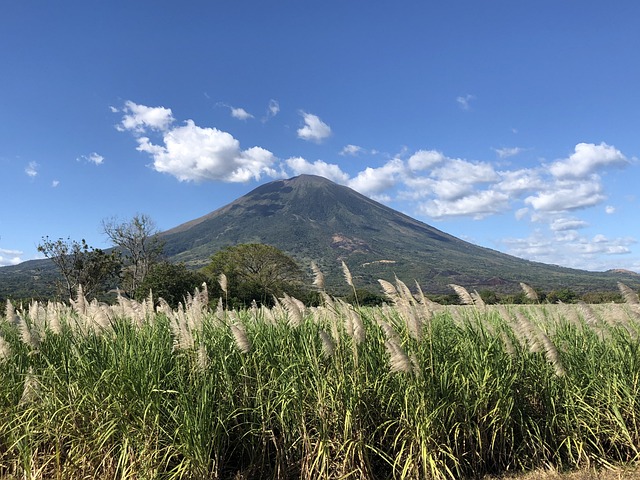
1, 1, 639, 274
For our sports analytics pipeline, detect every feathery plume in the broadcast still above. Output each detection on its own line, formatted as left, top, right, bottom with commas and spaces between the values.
618, 282, 640, 305
394, 276, 414, 304
341, 261, 354, 288
538, 329, 566, 376
196, 344, 209, 372
311, 262, 325, 290
385, 339, 412, 374
378, 279, 398, 303
5, 300, 19, 325
319, 330, 335, 358
520, 283, 539, 303
219, 273, 228, 296
470, 290, 486, 308
449, 284, 474, 306
230, 324, 251, 354
19, 368, 41, 405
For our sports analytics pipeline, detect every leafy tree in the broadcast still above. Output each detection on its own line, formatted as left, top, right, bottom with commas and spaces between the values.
135, 261, 207, 308
37, 236, 122, 299
102, 213, 164, 297
547, 288, 577, 304
202, 244, 303, 307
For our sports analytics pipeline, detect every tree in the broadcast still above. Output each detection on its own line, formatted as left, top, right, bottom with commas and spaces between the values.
37, 236, 122, 299
102, 213, 164, 297
135, 261, 207, 308
202, 244, 303, 307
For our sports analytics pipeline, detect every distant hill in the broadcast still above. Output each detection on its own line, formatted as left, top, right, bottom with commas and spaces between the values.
2, 174, 639, 299
159, 174, 639, 294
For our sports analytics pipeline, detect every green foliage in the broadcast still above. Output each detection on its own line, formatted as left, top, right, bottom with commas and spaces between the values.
135, 261, 207, 308
37, 236, 121, 299
1, 296, 640, 478
201, 243, 304, 307
547, 287, 578, 304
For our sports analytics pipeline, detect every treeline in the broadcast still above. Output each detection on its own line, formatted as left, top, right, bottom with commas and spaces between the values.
0, 213, 634, 307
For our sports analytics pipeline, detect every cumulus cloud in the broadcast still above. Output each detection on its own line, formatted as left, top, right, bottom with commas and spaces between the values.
78, 152, 104, 165
0, 248, 22, 266
348, 159, 404, 196
117, 101, 174, 133
420, 189, 510, 219
549, 142, 628, 179
340, 144, 364, 156
52, 180, 60, 187
525, 179, 605, 212
605, 205, 616, 214
407, 150, 446, 171
285, 157, 349, 183
297, 112, 332, 143
25, 161, 38, 177
495, 169, 545, 195
230, 107, 254, 120
135, 119, 277, 182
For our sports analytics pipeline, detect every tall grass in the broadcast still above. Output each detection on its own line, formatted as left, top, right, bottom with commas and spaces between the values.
0, 280, 639, 479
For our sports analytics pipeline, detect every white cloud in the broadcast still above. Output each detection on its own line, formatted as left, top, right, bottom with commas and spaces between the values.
496, 169, 545, 195
136, 120, 277, 183
514, 207, 529, 220
230, 107, 254, 120
456, 94, 475, 110
549, 142, 628, 179
340, 144, 364, 156
268, 99, 280, 117
297, 112, 332, 143
52, 180, 60, 187
431, 158, 498, 183
285, 157, 350, 183
407, 150, 445, 171
550, 217, 589, 231
494, 147, 523, 158
25, 161, 38, 177
501, 228, 636, 270
348, 159, 405, 196
78, 152, 104, 165
118, 100, 174, 133
0, 248, 22, 266
420, 189, 510, 219
525, 179, 605, 212
605, 205, 616, 214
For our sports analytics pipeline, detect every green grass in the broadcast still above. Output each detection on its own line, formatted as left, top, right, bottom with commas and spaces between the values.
0, 282, 639, 479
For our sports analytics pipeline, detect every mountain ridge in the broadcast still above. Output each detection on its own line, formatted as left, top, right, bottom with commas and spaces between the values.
2, 174, 639, 298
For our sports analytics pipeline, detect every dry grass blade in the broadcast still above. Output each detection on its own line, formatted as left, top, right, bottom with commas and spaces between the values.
520, 282, 539, 303
449, 284, 475, 306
